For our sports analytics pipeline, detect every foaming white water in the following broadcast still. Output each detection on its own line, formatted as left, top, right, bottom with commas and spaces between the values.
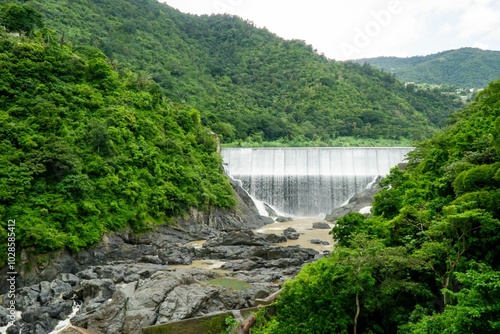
48, 301, 80, 334
222, 147, 412, 217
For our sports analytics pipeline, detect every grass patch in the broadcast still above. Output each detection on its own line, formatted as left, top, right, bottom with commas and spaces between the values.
207, 278, 251, 290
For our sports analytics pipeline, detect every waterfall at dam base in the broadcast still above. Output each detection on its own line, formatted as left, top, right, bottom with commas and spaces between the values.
221, 147, 413, 217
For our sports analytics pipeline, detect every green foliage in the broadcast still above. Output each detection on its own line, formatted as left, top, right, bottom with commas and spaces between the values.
257, 80, 500, 332
354, 48, 500, 88
453, 162, 500, 195
0, 3, 44, 34
402, 264, 500, 333
493, 116, 500, 157
223, 136, 414, 148
0, 26, 235, 263
5, 0, 461, 144
265, 234, 426, 334
221, 316, 239, 334
330, 212, 366, 246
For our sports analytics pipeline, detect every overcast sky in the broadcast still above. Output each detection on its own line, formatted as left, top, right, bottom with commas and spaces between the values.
160, 0, 500, 60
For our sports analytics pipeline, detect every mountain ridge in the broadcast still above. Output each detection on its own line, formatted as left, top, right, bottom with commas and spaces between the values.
352, 47, 500, 88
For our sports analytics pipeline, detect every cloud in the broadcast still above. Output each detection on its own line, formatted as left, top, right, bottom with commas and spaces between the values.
161, 0, 500, 59
473, 42, 490, 49
458, 4, 500, 38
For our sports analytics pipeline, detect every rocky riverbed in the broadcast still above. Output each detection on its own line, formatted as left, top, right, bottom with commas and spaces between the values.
0, 223, 331, 334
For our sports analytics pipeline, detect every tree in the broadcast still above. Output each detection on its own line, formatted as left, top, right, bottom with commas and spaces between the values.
267, 234, 426, 334
402, 265, 500, 333
0, 4, 44, 34
493, 116, 500, 158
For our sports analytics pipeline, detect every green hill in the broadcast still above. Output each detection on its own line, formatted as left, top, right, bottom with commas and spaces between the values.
354, 47, 500, 88
0, 16, 235, 261
3, 0, 462, 144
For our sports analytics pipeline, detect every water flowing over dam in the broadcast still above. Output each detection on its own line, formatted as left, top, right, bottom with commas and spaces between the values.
221, 147, 413, 217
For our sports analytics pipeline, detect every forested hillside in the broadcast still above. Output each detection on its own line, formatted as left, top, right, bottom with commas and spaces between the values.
4, 0, 462, 144
0, 14, 235, 262
253, 80, 500, 333
354, 48, 500, 88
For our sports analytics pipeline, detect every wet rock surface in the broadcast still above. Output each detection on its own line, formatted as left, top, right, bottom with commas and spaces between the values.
0, 227, 322, 334
283, 227, 300, 240
312, 222, 331, 230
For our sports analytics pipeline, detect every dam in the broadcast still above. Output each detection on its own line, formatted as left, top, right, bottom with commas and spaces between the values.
221, 147, 413, 217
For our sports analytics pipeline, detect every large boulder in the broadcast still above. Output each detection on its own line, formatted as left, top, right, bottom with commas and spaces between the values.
203, 230, 285, 247
283, 227, 300, 240
312, 222, 331, 230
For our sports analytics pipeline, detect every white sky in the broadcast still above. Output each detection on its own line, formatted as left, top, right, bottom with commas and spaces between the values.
159, 0, 500, 60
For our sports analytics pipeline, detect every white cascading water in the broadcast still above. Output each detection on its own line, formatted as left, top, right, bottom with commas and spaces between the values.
221, 147, 413, 217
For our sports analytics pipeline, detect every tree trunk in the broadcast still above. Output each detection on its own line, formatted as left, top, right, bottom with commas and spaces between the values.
354, 291, 360, 334
236, 314, 256, 334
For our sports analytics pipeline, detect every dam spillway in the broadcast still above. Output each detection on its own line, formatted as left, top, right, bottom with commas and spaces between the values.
221, 147, 413, 217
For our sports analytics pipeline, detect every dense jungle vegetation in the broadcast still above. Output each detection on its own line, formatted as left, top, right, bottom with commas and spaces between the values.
4, 0, 463, 145
0, 7, 236, 262
1, 2, 498, 332
253, 80, 500, 333
355, 47, 500, 88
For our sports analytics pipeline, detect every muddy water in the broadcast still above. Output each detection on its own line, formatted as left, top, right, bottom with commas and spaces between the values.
186, 240, 206, 249
170, 259, 228, 272
255, 217, 334, 252
175, 218, 334, 272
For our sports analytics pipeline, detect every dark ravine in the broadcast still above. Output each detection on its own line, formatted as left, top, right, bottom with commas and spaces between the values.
0, 180, 317, 334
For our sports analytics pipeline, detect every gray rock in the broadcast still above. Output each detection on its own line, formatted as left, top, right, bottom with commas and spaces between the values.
276, 216, 294, 222
157, 284, 219, 322
258, 233, 287, 244
41, 299, 73, 319
0, 305, 10, 326
72, 289, 127, 334
59, 273, 80, 286
259, 216, 275, 225
21, 306, 59, 332
314, 253, 326, 260
158, 245, 195, 265
204, 230, 269, 247
220, 259, 260, 271
263, 203, 278, 217
283, 227, 300, 240
176, 178, 269, 236
312, 222, 331, 230
139, 255, 163, 265
74, 279, 115, 305
310, 239, 323, 244
76, 268, 98, 280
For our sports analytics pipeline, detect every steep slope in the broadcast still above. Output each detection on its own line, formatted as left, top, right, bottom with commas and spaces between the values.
354, 47, 500, 88
0, 25, 235, 261
5, 0, 462, 143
